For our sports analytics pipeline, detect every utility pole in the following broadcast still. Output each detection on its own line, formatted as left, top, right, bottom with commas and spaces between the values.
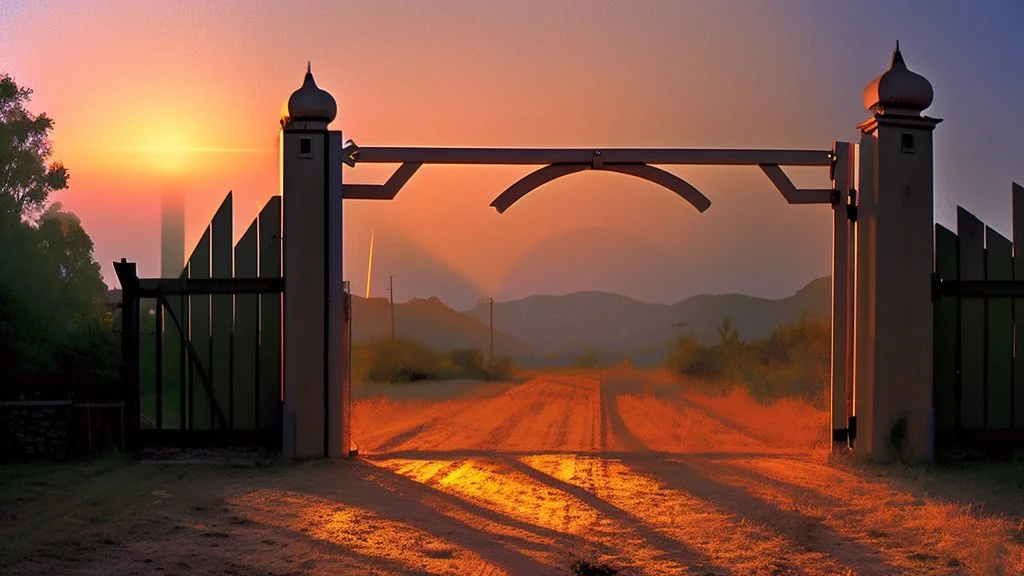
388, 275, 395, 342
478, 297, 494, 364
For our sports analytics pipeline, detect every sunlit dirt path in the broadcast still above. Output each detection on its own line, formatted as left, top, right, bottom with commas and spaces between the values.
3, 371, 1023, 575
344, 371, 1024, 575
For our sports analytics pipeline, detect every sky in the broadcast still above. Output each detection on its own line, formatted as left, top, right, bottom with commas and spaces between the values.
3, 1, 1023, 310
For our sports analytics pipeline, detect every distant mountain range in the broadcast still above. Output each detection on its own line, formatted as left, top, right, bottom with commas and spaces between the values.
353, 276, 830, 366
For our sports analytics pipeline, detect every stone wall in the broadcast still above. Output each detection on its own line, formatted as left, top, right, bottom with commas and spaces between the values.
1, 401, 124, 461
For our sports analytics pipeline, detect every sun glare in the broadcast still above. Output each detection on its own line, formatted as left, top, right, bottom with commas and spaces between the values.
136, 125, 198, 175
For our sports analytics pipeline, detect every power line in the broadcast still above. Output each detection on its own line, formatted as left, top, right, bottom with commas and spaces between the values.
478, 297, 494, 364
388, 275, 395, 342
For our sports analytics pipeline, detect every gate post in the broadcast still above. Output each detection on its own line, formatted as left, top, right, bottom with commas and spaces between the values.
113, 259, 141, 453
830, 141, 855, 451
280, 65, 347, 458
854, 45, 941, 461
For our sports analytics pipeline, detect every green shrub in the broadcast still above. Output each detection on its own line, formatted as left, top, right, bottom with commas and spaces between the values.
359, 340, 516, 383
448, 348, 486, 378
484, 355, 515, 381
666, 313, 829, 405
364, 338, 448, 383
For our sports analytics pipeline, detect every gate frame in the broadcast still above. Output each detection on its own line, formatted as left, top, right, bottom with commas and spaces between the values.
113, 259, 285, 451
279, 65, 863, 459
119, 47, 940, 461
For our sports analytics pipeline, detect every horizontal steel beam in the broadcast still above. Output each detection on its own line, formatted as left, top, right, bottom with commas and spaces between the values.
934, 278, 1024, 299
135, 277, 284, 297
354, 147, 833, 166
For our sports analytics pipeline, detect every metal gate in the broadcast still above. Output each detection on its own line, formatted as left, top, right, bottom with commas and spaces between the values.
114, 194, 285, 450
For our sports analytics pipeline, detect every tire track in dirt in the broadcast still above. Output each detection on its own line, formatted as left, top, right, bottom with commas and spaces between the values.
670, 394, 775, 447
598, 378, 649, 453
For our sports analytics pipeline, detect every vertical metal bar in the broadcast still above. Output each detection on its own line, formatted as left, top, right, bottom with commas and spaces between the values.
254, 320, 261, 430
830, 141, 852, 449
1012, 182, 1024, 429
209, 333, 215, 430
155, 297, 163, 430
180, 290, 187, 430
113, 260, 142, 453
229, 331, 235, 430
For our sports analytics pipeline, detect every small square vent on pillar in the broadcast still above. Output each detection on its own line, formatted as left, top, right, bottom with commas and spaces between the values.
901, 133, 915, 154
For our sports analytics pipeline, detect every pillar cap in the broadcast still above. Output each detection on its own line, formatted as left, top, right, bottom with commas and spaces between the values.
281, 63, 337, 127
863, 43, 933, 116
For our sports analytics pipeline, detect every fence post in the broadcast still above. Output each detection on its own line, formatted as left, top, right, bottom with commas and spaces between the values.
113, 259, 141, 453
854, 45, 941, 462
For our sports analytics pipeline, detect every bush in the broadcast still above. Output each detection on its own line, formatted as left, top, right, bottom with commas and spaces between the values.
574, 350, 603, 369
360, 339, 515, 383
448, 348, 486, 378
364, 338, 448, 383
666, 313, 830, 405
484, 355, 515, 381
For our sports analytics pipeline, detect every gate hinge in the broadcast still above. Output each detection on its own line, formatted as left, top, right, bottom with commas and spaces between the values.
846, 188, 858, 222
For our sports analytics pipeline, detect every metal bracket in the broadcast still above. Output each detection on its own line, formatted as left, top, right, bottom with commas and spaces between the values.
758, 164, 834, 205
341, 139, 360, 167
846, 188, 858, 222
342, 162, 422, 200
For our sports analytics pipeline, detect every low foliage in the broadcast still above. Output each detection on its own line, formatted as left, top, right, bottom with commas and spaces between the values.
570, 559, 619, 576
356, 338, 514, 383
667, 313, 830, 405
574, 350, 603, 369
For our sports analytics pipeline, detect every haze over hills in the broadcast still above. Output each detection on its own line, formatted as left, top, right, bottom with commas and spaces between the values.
463, 276, 830, 364
351, 295, 536, 357
352, 277, 830, 365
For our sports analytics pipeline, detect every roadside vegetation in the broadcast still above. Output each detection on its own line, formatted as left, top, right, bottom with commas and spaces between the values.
666, 313, 830, 406
354, 337, 515, 383
0, 73, 118, 401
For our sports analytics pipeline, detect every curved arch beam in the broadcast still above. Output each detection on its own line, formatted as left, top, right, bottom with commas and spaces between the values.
490, 163, 712, 214
599, 164, 711, 213
490, 163, 590, 213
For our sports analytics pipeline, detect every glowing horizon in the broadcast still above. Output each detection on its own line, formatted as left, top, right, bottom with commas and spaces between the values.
5, 1, 1024, 309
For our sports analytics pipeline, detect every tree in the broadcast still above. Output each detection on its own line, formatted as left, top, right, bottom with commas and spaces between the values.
0, 74, 68, 222
0, 73, 115, 399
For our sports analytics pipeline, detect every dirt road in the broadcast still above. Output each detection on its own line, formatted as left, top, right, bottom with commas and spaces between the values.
2, 371, 1022, 575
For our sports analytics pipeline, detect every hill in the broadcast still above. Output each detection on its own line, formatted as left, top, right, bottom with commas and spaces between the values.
462, 277, 830, 364
349, 277, 830, 365
351, 295, 535, 357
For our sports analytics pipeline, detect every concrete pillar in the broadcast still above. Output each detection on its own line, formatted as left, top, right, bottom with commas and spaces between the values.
854, 45, 941, 462
280, 65, 347, 458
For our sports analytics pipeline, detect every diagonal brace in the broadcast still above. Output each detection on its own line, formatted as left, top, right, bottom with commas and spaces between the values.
759, 164, 835, 204
342, 162, 423, 200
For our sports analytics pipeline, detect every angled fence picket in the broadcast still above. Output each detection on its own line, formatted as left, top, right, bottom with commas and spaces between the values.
189, 227, 212, 430
258, 196, 283, 432
233, 219, 259, 430
1014, 183, 1024, 429
958, 207, 985, 430
211, 194, 233, 429
934, 224, 959, 433
985, 227, 1013, 429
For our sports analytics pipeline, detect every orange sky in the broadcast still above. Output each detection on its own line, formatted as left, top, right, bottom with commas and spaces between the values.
4, 1, 1023, 308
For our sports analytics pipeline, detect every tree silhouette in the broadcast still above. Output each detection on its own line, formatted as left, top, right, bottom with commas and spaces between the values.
0, 74, 68, 222
0, 73, 114, 400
